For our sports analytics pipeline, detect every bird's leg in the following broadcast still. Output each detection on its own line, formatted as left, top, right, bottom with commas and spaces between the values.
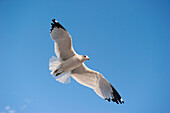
54, 68, 59, 74
55, 71, 63, 76
53, 67, 63, 76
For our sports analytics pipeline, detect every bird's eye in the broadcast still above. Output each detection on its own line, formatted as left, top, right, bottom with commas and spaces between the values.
84, 55, 86, 58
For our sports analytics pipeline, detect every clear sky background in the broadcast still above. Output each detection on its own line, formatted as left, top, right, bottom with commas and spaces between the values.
0, 0, 170, 113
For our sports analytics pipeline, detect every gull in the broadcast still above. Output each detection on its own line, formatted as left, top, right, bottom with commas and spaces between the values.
49, 19, 124, 104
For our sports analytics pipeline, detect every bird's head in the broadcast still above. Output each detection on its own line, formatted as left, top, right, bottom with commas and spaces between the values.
82, 55, 90, 61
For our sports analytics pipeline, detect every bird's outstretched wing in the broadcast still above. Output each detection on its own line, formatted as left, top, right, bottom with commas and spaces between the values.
50, 19, 76, 61
71, 64, 124, 104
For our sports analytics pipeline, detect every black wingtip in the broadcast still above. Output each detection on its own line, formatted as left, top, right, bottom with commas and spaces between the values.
118, 98, 124, 104
105, 98, 111, 102
50, 19, 66, 33
109, 84, 124, 104
105, 98, 124, 104
111, 98, 124, 104
111, 98, 118, 104
52, 19, 57, 23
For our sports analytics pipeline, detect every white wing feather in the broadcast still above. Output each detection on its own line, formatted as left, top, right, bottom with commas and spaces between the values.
50, 19, 76, 61
71, 64, 124, 104
49, 19, 124, 104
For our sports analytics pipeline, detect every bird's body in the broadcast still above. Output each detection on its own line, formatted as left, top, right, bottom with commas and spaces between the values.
51, 54, 87, 76
60, 55, 84, 72
49, 19, 124, 104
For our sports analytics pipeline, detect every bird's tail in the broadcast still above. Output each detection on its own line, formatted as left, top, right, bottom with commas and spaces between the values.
49, 56, 71, 84
49, 56, 61, 72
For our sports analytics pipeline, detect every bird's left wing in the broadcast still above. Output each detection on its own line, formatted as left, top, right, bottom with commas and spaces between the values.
50, 19, 76, 61
71, 64, 124, 104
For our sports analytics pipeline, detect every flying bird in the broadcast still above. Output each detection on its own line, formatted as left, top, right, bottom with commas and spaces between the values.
49, 19, 124, 104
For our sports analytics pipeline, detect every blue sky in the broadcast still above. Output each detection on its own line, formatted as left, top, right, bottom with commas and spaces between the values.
0, 0, 170, 113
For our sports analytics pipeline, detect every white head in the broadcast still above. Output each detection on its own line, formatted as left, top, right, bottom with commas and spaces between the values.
82, 55, 90, 61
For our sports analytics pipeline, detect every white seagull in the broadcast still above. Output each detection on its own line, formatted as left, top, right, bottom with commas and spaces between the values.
49, 19, 124, 104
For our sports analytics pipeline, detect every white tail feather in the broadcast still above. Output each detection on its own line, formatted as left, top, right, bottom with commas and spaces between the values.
55, 72, 71, 84
49, 56, 61, 71
49, 56, 71, 84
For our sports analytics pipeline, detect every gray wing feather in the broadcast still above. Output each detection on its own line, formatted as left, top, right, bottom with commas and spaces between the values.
50, 19, 76, 61
71, 64, 124, 104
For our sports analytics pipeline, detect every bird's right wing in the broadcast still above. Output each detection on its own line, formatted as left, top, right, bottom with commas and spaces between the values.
50, 19, 76, 61
71, 64, 124, 104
